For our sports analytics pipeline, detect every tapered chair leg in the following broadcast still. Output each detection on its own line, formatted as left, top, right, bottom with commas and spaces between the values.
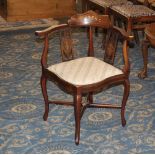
133, 30, 140, 45
74, 92, 82, 145
87, 92, 93, 104
41, 75, 49, 121
121, 79, 130, 127
138, 40, 150, 79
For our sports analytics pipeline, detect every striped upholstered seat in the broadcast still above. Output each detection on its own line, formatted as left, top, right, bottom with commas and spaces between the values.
48, 57, 123, 86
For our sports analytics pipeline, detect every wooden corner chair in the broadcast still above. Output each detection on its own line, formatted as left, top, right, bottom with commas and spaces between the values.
35, 10, 131, 145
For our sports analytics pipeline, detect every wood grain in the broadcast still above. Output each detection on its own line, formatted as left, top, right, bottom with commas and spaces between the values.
0, 0, 76, 21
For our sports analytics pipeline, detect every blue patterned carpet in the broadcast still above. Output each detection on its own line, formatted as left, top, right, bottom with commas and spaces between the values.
0, 28, 155, 154
0, 16, 59, 32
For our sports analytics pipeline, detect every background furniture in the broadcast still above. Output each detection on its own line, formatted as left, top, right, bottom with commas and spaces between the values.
110, 2, 155, 45
83, 0, 155, 46
0, 0, 76, 21
82, 0, 129, 37
138, 23, 155, 78
85, 0, 128, 15
35, 11, 131, 145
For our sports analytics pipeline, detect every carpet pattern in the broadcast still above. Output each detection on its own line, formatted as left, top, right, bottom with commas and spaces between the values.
0, 28, 155, 154
0, 17, 59, 32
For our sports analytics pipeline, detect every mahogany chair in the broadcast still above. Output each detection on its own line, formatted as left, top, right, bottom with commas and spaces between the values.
148, 0, 155, 9
35, 11, 131, 145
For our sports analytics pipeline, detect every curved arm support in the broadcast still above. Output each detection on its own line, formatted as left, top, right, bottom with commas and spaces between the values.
122, 40, 130, 76
35, 24, 68, 36
113, 26, 134, 41
35, 24, 69, 69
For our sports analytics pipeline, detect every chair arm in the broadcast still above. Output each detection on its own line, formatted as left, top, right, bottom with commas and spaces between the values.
35, 24, 68, 37
113, 26, 134, 41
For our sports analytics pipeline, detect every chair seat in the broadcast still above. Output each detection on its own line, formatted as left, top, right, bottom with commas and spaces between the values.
111, 3, 155, 17
48, 57, 123, 86
89, 0, 128, 7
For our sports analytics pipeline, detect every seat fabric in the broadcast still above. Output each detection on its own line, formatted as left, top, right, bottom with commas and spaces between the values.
89, 0, 128, 7
48, 57, 123, 86
111, 3, 155, 17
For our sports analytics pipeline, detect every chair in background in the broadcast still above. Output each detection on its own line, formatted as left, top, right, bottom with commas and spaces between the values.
82, 0, 128, 15
35, 11, 131, 145
110, 0, 155, 45
138, 23, 155, 78
82, 0, 129, 36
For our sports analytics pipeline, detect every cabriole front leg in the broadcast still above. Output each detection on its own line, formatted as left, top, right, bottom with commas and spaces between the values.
74, 90, 82, 145
41, 75, 49, 121
121, 79, 130, 127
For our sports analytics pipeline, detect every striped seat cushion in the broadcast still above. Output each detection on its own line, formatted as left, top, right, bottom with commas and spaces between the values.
89, 0, 128, 7
111, 3, 155, 17
47, 57, 123, 86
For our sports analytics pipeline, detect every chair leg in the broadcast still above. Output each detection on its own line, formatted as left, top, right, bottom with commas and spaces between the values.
41, 75, 49, 121
133, 30, 140, 45
138, 40, 150, 79
87, 92, 93, 104
121, 79, 130, 127
74, 92, 82, 145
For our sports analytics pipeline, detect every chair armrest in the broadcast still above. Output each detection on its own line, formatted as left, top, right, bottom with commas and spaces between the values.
113, 26, 134, 41
35, 24, 68, 36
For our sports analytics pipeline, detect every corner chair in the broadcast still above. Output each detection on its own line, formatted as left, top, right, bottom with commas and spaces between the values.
35, 11, 131, 145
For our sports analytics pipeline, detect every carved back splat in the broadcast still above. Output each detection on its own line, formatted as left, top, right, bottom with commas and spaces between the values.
60, 28, 74, 61
104, 28, 120, 64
